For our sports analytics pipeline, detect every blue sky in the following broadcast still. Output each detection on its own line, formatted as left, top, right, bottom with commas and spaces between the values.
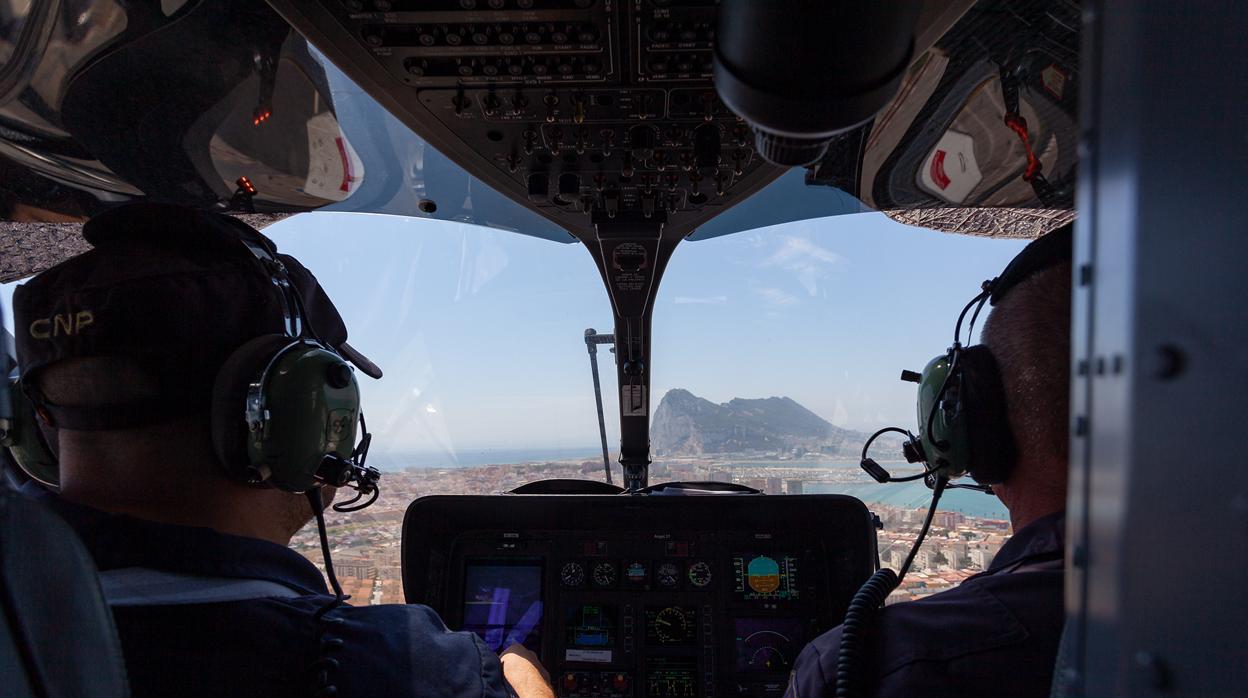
2, 211, 1026, 459
260, 211, 1026, 456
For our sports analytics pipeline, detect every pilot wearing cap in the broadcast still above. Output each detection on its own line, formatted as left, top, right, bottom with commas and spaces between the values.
9, 203, 553, 697
787, 228, 1072, 697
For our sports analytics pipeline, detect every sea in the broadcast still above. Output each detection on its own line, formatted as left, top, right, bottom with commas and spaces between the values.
370, 449, 1009, 521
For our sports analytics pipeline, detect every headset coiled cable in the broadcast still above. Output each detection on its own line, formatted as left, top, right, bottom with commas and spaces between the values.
835, 476, 947, 698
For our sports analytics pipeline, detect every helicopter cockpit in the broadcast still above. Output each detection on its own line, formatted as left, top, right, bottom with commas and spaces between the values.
1, 1, 1243, 697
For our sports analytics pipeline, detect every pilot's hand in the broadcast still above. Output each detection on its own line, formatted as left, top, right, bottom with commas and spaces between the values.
499, 644, 553, 698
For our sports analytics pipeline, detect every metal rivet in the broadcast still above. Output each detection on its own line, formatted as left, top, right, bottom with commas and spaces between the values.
1150, 344, 1186, 381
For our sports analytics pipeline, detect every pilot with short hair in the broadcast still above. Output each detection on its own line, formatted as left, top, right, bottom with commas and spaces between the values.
9, 203, 553, 698
786, 227, 1072, 697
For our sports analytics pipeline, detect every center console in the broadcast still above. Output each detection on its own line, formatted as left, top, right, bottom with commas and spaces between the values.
403, 494, 877, 696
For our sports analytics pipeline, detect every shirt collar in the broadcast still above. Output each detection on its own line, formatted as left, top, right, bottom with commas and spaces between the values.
24, 485, 328, 596
986, 509, 1066, 574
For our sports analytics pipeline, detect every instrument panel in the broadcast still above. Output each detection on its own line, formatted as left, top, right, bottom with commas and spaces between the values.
272, 0, 786, 239
403, 494, 877, 697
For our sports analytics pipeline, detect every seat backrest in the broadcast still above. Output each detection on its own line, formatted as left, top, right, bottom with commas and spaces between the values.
0, 488, 129, 698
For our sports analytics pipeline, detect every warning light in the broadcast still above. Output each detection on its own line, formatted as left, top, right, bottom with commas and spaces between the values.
251, 107, 272, 126
236, 176, 257, 195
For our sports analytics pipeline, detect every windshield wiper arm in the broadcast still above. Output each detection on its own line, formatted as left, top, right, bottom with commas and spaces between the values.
584, 328, 616, 485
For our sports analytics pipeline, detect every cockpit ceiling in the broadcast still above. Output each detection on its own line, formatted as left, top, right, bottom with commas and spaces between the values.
0, 0, 1078, 279
0, 215, 292, 284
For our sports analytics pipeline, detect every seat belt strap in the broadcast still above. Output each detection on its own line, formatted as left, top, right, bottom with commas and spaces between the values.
99, 567, 303, 607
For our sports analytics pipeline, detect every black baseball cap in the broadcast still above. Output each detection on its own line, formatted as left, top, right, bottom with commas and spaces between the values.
13, 203, 380, 426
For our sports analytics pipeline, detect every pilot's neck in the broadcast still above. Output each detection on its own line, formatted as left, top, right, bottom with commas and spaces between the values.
992, 461, 1068, 533
57, 445, 305, 547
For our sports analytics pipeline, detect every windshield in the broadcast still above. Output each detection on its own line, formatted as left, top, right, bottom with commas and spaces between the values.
1, 212, 1027, 605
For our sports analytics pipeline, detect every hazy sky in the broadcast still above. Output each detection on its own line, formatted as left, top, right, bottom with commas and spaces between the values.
1, 211, 1027, 459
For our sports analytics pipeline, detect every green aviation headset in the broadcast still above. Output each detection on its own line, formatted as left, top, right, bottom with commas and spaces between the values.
1, 215, 379, 504
860, 223, 1072, 489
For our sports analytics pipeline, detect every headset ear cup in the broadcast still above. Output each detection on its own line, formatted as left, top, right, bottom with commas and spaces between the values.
959, 346, 1018, 484
1, 380, 60, 489
211, 335, 294, 482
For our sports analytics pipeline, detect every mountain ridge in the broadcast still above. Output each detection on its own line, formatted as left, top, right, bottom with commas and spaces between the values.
651, 388, 870, 458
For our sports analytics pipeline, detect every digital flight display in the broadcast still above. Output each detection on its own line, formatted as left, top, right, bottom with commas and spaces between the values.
461, 560, 544, 653
564, 604, 618, 663
732, 554, 801, 601
733, 617, 806, 675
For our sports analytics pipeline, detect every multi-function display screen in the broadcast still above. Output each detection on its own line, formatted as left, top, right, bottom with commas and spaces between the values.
731, 554, 801, 601
461, 560, 544, 653
733, 617, 806, 675
564, 604, 618, 663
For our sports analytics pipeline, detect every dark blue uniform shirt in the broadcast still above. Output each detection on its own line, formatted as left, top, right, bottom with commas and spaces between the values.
786, 511, 1065, 698
34, 491, 516, 698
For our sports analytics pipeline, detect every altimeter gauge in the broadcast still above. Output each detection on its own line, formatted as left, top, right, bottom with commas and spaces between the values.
592, 561, 616, 587
560, 562, 585, 587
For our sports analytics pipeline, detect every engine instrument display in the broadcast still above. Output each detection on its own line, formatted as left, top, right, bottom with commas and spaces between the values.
646, 656, 700, 698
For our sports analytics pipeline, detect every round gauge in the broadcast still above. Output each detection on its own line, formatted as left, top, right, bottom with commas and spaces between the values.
654, 606, 691, 644
560, 562, 585, 587
656, 562, 680, 588
592, 561, 616, 587
687, 561, 712, 588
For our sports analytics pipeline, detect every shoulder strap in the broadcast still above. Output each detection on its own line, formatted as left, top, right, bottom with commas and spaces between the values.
99, 567, 303, 607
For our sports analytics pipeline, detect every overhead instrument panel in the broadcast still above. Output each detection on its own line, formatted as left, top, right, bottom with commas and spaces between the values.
403, 494, 878, 697
266, 0, 785, 240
